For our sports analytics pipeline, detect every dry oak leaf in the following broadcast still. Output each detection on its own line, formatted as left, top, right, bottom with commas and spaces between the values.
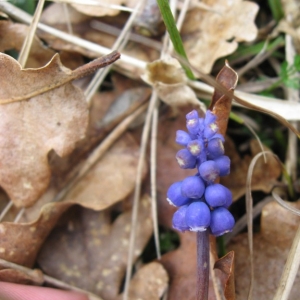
228, 201, 300, 300
181, 0, 259, 73
117, 262, 168, 300
141, 57, 205, 111
37, 195, 153, 300
0, 53, 89, 207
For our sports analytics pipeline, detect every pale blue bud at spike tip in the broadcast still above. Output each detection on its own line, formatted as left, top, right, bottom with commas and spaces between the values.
204, 110, 217, 125
176, 149, 197, 169
186, 110, 199, 120
198, 160, 220, 183
210, 207, 235, 236
204, 183, 232, 208
214, 155, 230, 176
176, 130, 192, 146
167, 181, 190, 207
173, 205, 190, 231
181, 176, 205, 199
207, 138, 224, 159
186, 110, 200, 135
203, 122, 219, 139
186, 201, 211, 232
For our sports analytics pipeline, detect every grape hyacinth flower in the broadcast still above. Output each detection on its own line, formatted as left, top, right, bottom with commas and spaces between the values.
166, 109, 235, 236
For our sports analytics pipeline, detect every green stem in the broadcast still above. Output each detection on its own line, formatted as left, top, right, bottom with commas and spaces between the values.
156, 0, 195, 80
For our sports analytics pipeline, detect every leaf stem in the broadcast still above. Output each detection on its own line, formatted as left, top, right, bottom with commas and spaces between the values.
197, 231, 209, 300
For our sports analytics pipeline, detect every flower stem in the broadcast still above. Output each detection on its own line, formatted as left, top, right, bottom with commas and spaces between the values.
197, 231, 209, 300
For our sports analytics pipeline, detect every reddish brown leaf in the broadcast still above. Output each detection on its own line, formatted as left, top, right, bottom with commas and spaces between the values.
228, 201, 300, 299
214, 251, 235, 300
0, 202, 72, 268
0, 268, 44, 285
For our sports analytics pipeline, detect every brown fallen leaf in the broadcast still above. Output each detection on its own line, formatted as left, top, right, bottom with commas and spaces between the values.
0, 51, 119, 207
37, 195, 153, 299
0, 268, 44, 285
0, 20, 55, 68
181, 0, 259, 73
117, 262, 168, 300
64, 133, 148, 210
228, 201, 300, 300
221, 138, 281, 201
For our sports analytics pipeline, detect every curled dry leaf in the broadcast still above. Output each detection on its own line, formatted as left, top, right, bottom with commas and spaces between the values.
141, 57, 205, 111
0, 51, 120, 207
210, 62, 238, 136
214, 251, 235, 300
117, 262, 168, 300
221, 138, 281, 201
37, 195, 153, 300
181, 0, 259, 73
228, 201, 300, 299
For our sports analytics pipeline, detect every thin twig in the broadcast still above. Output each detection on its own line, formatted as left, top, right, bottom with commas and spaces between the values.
123, 92, 158, 300
273, 223, 300, 300
84, 0, 144, 104
18, 0, 45, 67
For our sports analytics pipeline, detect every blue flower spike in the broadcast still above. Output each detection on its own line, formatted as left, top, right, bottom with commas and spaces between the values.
166, 109, 234, 237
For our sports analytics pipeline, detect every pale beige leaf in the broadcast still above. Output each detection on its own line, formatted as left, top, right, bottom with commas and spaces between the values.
142, 58, 205, 110
182, 0, 259, 73
0, 54, 89, 207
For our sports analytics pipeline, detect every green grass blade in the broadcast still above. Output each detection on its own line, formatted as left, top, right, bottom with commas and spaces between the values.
156, 0, 195, 80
